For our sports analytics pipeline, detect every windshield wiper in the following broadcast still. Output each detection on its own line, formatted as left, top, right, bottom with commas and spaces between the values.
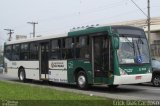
136, 41, 141, 56
138, 36, 144, 44
121, 35, 134, 48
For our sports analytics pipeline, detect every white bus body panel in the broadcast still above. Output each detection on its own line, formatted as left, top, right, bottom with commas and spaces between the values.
48, 60, 68, 83
23, 61, 39, 80
113, 73, 152, 85
5, 58, 40, 80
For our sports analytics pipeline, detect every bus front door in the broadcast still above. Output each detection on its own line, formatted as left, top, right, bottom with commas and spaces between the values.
93, 36, 110, 78
40, 42, 49, 80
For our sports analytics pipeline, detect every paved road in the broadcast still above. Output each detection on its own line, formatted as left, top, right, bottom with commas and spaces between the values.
0, 73, 18, 80
0, 73, 160, 100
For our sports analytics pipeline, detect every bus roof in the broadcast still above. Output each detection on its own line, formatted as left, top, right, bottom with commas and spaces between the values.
5, 25, 144, 45
68, 25, 144, 37
5, 33, 67, 45
5, 26, 113, 45
68, 26, 112, 37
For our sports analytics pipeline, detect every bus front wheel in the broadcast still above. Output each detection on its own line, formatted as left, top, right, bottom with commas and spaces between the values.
18, 68, 26, 82
76, 71, 88, 90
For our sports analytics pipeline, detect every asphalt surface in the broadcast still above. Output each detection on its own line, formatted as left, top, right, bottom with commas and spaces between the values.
0, 73, 160, 100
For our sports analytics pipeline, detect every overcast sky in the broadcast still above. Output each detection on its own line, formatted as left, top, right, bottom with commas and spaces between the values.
0, 0, 160, 44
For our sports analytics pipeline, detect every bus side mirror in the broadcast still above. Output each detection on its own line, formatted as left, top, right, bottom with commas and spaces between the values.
112, 34, 119, 49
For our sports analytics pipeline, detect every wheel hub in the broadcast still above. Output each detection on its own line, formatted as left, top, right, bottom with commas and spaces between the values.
20, 71, 24, 81
78, 75, 86, 87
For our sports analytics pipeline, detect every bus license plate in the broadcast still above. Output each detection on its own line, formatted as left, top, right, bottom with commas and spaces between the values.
135, 76, 142, 80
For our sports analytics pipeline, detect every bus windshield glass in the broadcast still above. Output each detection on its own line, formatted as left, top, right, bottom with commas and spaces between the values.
117, 37, 150, 64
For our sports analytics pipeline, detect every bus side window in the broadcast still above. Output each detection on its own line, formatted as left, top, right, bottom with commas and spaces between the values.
30, 43, 39, 60
76, 36, 90, 59
62, 39, 66, 59
20, 43, 29, 60
75, 37, 80, 58
51, 39, 61, 59
5, 45, 12, 60
12, 44, 20, 60
62, 38, 74, 59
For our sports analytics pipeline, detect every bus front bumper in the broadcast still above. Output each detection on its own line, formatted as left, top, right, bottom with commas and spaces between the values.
113, 73, 152, 85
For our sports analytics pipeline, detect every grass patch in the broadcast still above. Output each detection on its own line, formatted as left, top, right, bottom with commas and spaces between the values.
0, 81, 113, 106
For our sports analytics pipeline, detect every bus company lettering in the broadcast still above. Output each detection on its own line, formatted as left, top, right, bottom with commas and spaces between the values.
51, 62, 64, 68
51, 78, 67, 83
139, 68, 146, 71
124, 69, 133, 73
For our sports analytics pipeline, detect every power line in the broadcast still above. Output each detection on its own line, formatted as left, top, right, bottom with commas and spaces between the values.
130, 0, 148, 17
36, 0, 124, 24
37, 7, 148, 34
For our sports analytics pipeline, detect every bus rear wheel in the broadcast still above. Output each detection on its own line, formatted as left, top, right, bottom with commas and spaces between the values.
18, 68, 26, 82
76, 71, 88, 90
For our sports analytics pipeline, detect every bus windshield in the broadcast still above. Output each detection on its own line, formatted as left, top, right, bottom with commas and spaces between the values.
117, 36, 150, 64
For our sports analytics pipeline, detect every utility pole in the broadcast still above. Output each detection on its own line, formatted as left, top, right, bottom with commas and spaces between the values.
147, 0, 151, 44
27, 22, 38, 38
130, 0, 151, 43
4, 29, 14, 41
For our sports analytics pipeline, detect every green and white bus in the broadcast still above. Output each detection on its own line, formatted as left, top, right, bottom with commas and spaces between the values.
4, 25, 152, 89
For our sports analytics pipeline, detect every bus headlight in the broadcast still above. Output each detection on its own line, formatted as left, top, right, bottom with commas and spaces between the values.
147, 69, 151, 73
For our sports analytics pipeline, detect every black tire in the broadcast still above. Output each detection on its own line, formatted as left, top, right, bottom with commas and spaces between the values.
76, 71, 88, 90
152, 75, 160, 87
18, 68, 26, 82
